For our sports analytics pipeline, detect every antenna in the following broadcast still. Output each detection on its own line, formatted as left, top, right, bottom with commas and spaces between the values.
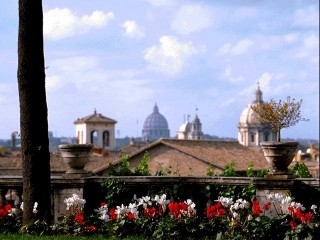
136, 120, 139, 137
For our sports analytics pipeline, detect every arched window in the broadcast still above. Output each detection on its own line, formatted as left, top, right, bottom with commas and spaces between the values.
90, 131, 98, 145
103, 131, 110, 147
264, 132, 269, 141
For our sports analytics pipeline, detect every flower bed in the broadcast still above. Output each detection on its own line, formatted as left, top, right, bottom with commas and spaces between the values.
2, 191, 318, 240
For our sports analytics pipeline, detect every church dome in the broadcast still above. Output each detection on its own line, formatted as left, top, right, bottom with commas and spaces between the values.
178, 121, 191, 132
143, 104, 169, 130
238, 84, 276, 146
239, 103, 260, 125
142, 103, 170, 140
239, 85, 263, 126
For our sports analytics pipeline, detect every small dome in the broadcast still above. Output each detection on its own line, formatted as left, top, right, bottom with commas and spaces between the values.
179, 121, 191, 132
239, 84, 263, 125
239, 103, 260, 125
143, 104, 169, 130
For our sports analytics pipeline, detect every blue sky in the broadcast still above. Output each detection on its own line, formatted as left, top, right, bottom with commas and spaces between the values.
0, 0, 319, 140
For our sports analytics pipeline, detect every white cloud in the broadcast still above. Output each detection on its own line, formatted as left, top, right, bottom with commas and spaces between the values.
46, 75, 63, 91
46, 56, 101, 91
217, 39, 253, 56
217, 43, 231, 56
171, 4, 213, 34
293, 5, 319, 28
44, 8, 114, 40
230, 39, 254, 55
121, 20, 145, 39
144, 35, 204, 75
219, 66, 244, 83
256, 72, 273, 92
283, 33, 299, 43
253, 72, 289, 96
294, 34, 319, 64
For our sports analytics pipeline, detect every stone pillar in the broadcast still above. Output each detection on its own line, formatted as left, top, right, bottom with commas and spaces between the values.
253, 178, 294, 216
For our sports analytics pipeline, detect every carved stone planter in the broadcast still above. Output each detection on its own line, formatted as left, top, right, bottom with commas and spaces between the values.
59, 144, 93, 176
261, 141, 298, 179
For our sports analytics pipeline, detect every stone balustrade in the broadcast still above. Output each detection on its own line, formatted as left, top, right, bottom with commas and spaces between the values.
0, 175, 319, 222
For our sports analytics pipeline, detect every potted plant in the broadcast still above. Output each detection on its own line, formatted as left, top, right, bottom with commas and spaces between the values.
251, 97, 308, 178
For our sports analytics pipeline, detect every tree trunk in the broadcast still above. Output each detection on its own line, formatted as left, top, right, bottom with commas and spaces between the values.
276, 131, 281, 142
18, 0, 51, 225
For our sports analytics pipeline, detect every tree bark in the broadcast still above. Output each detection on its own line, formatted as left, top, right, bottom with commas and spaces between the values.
18, 0, 51, 224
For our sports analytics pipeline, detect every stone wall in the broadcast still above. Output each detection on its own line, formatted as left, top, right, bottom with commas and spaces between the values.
0, 175, 319, 222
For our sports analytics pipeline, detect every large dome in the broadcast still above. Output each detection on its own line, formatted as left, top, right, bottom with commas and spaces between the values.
142, 104, 170, 140
143, 104, 169, 130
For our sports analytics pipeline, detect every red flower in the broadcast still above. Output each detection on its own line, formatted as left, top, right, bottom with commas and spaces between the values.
252, 200, 262, 216
85, 225, 97, 233
179, 202, 188, 212
299, 211, 313, 224
75, 213, 84, 225
206, 202, 226, 219
127, 212, 135, 220
290, 220, 297, 230
100, 202, 107, 207
168, 202, 181, 219
108, 208, 117, 220
263, 202, 271, 211
0, 209, 7, 219
4, 204, 12, 212
144, 207, 157, 218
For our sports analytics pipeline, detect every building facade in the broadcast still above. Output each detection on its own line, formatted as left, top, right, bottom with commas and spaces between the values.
238, 85, 276, 147
74, 109, 117, 150
177, 114, 203, 140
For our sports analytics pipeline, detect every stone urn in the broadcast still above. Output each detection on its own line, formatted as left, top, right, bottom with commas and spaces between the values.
59, 144, 93, 175
260, 141, 298, 179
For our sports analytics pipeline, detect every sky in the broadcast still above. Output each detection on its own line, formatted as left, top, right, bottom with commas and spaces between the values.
0, 0, 319, 141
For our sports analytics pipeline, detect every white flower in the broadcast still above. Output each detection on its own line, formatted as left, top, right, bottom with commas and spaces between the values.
64, 193, 86, 211
20, 202, 24, 211
232, 212, 239, 219
33, 202, 38, 214
291, 202, 306, 211
247, 214, 253, 221
218, 196, 233, 208
311, 205, 317, 213
138, 195, 152, 209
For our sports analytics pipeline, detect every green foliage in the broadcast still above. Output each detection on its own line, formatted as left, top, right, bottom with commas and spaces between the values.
289, 162, 313, 178
256, 169, 268, 177
109, 152, 151, 176
246, 162, 268, 177
134, 152, 151, 176
251, 97, 308, 141
20, 219, 52, 235
0, 215, 21, 234
220, 161, 237, 177
206, 164, 215, 176
108, 155, 133, 176
100, 179, 129, 207
246, 162, 255, 177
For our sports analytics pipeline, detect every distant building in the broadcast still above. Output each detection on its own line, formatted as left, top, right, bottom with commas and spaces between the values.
74, 109, 117, 150
142, 103, 170, 141
93, 139, 270, 176
177, 114, 203, 140
238, 85, 276, 147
